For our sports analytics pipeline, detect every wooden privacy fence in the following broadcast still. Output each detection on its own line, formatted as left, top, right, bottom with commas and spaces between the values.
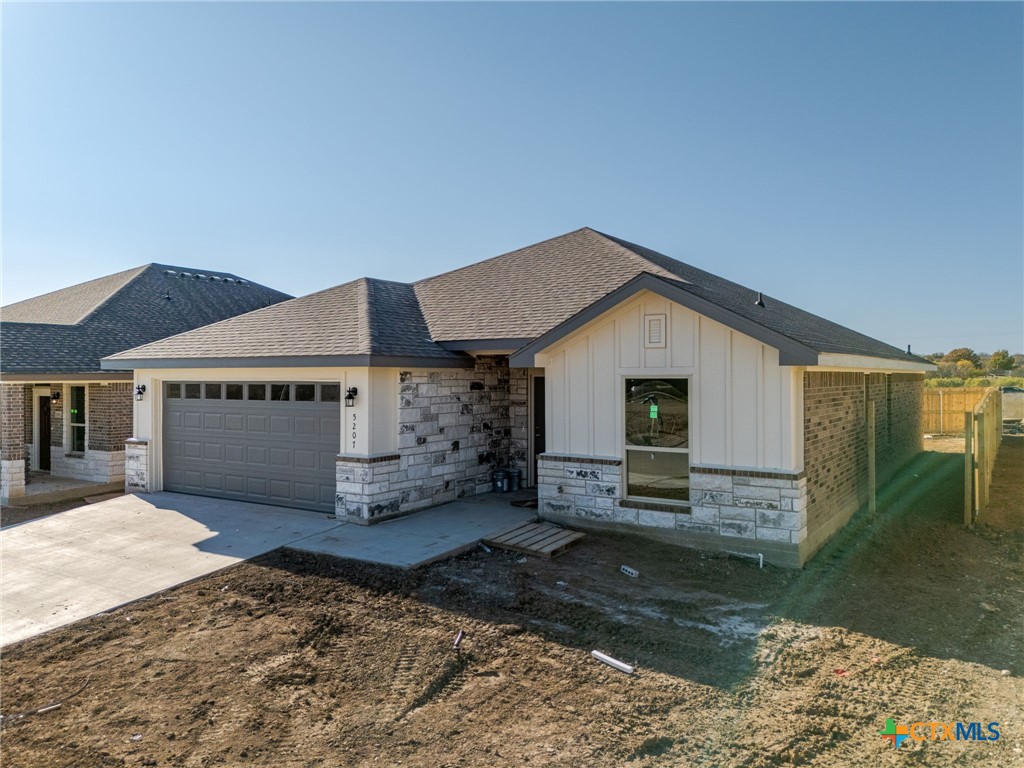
964, 387, 1002, 526
923, 387, 991, 434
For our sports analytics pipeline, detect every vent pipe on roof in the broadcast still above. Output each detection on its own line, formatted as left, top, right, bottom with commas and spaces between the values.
754, 292, 765, 308
907, 344, 912, 355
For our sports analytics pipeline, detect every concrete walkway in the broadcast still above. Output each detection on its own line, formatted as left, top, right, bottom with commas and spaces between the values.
1, 491, 535, 647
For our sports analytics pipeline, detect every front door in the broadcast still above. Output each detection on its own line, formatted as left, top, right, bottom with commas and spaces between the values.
531, 375, 545, 486
38, 396, 51, 472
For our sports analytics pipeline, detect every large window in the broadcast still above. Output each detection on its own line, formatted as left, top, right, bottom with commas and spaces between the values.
624, 378, 689, 503
70, 386, 86, 453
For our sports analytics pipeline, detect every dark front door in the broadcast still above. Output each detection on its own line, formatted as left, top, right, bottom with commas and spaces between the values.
38, 396, 51, 472
532, 376, 545, 485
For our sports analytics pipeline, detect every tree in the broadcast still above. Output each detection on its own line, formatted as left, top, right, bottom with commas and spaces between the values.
988, 349, 1014, 371
943, 348, 981, 367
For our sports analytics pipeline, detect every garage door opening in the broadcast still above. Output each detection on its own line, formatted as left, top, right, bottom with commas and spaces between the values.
163, 382, 340, 513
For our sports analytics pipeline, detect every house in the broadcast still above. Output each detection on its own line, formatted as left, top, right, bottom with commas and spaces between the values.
100, 228, 935, 566
0, 265, 291, 500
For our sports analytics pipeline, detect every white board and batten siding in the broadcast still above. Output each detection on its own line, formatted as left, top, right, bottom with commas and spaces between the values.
535, 290, 803, 471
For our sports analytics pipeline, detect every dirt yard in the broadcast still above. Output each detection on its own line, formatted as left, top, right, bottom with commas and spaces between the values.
2, 445, 1021, 767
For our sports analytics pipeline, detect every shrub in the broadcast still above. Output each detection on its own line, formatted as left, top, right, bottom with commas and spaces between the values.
925, 378, 964, 388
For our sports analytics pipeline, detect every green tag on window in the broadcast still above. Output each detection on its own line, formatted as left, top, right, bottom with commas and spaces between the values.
649, 404, 658, 418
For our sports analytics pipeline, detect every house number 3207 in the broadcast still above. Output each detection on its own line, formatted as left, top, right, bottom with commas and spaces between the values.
351, 412, 357, 450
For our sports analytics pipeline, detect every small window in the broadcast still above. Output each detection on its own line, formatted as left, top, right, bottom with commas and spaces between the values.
184, 383, 201, 399
70, 386, 86, 452
295, 384, 316, 402
225, 384, 244, 400
166, 383, 181, 399
270, 384, 290, 401
248, 384, 266, 401
205, 383, 222, 399
320, 384, 340, 403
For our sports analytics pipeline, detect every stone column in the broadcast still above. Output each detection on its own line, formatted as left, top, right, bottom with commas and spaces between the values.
124, 438, 150, 493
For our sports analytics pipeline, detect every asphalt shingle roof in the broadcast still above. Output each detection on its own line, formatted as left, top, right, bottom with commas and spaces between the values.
101, 228, 925, 366
1, 265, 291, 374
102, 278, 465, 363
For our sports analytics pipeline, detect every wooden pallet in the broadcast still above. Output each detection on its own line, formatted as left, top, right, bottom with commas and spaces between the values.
484, 522, 585, 560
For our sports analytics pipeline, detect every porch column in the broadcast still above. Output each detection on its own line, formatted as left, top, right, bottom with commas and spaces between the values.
1, 382, 27, 500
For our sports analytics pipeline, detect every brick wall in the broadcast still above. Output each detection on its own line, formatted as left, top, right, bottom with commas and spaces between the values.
87, 382, 133, 452
1, 383, 26, 462
802, 371, 923, 557
51, 387, 63, 447
22, 385, 33, 470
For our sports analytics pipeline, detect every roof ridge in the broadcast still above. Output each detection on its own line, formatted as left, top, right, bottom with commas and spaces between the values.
359, 278, 376, 355
76, 264, 153, 324
586, 229, 694, 284
413, 227, 593, 288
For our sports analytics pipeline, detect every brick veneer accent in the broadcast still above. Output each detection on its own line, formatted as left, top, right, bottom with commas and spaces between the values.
87, 382, 133, 452
802, 371, 922, 557
125, 439, 150, 493
1, 383, 26, 462
22, 385, 33, 470
50, 387, 64, 447
1, 383, 26, 499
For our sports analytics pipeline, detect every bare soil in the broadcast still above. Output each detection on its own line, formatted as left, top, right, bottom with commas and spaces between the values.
2, 447, 1021, 767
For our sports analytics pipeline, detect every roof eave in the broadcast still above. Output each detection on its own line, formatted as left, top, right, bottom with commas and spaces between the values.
509, 272, 820, 368
100, 353, 476, 371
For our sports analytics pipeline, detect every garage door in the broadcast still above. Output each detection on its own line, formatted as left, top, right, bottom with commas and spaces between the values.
163, 382, 340, 513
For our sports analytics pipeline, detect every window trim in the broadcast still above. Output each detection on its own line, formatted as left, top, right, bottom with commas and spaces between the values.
68, 384, 88, 454
622, 376, 691, 506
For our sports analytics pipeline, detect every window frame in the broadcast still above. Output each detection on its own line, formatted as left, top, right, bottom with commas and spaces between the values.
622, 376, 691, 505
68, 385, 87, 454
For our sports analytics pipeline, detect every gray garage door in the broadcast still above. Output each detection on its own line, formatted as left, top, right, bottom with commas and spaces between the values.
163, 382, 340, 513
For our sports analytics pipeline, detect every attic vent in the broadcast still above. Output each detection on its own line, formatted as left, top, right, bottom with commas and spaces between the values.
179, 272, 193, 278
210, 275, 222, 281
644, 314, 667, 348
237, 279, 248, 285
164, 270, 177, 275
195, 274, 207, 279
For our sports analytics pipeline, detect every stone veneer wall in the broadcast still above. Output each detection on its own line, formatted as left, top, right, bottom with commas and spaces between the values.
802, 371, 923, 558
537, 455, 807, 567
124, 439, 150, 493
1, 382, 26, 499
335, 357, 528, 524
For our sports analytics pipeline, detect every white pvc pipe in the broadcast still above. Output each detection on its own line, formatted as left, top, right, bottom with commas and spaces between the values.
591, 650, 634, 675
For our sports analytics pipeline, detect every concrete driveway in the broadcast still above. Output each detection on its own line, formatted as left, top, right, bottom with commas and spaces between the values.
1, 492, 342, 647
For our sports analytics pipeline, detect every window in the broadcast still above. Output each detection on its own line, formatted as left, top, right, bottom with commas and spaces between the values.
70, 386, 86, 453
184, 383, 201, 399
624, 378, 689, 502
270, 384, 290, 401
166, 383, 181, 399
248, 384, 266, 401
225, 384, 244, 400
205, 383, 222, 399
320, 384, 340, 403
295, 384, 316, 402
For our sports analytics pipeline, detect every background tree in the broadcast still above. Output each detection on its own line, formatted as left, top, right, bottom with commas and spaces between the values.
943, 348, 981, 367
988, 349, 1014, 371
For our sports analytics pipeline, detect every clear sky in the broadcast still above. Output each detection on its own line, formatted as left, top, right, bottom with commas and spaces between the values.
3, 1, 1021, 355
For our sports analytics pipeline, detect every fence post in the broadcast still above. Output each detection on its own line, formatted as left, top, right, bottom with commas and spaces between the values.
867, 400, 877, 518
964, 411, 974, 527
976, 411, 986, 520
939, 389, 944, 434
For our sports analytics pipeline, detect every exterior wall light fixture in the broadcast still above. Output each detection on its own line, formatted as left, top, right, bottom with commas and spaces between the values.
50, 391, 61, 404
135, 384, 147, 401
345, 387, 358, 407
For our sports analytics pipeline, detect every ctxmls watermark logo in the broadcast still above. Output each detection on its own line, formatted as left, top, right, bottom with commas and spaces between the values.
879, 718, 1000, 748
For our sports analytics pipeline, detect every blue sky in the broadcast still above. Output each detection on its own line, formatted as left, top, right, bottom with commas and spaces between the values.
3, 2, 1021, 355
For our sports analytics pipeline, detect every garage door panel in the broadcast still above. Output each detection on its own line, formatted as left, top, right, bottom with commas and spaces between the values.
294, 449, 316, 470
164, 386, 339, 513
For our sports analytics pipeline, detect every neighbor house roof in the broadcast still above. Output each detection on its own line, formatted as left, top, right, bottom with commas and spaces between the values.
101, 228, 931, 370
1, 265, 291, 376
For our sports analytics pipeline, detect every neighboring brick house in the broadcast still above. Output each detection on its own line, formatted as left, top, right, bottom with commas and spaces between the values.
103, 228, 934, 566
0, 265, 290, 500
